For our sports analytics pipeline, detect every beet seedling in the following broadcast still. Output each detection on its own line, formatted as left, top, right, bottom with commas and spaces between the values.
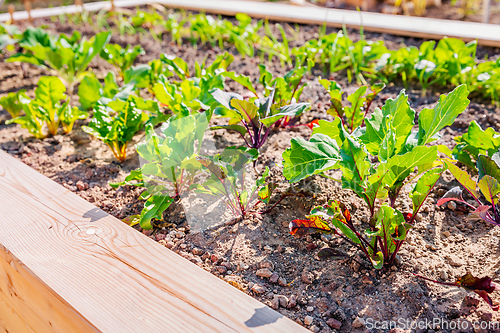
283, 85, 470, 268
210, 89, 309, 150
453, 120, 500, 169
0, 90, 29, 119
100, 43, 145, 78
438, 156, 500, 225
111, 113, 209, 229
319, 79, 385, 133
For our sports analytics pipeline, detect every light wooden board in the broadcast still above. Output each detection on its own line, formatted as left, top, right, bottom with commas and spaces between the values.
0, 150, 307, 333
2, 0, 500, 46
159, 0, 500, 47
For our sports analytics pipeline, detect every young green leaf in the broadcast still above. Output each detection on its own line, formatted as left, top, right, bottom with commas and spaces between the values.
478, 175, 500, 205
409, 168, 443, 215
0, 90, 29, 119
282, 134, 341, 183
417, 84, 469, 145
100, 44, 144, 77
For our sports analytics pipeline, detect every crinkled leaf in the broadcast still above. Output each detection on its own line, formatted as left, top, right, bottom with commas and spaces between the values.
282, 134, 341, 183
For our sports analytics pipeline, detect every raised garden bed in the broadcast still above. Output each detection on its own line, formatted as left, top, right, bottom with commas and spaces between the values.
1, 4, 500, 333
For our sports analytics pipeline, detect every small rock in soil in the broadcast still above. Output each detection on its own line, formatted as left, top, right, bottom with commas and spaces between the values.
260, 261, 274, 270
190, 257, 203, 265
192, 247, 204, 255
352, 317, 365, 328
251, 284, 266, 294
210, 254, 218, 263
447, 254, 464, 267
326, 318, 342, 330
362, 276, 373, 284
271, 296, 280, 310
310, 325, 319, 333
256, 268, 273, 278
278, 277, 287, 287
479, 311, 492, 321
221, 262, 232, 269
302, 271, 314, 284
304, 316, 314, 326
287, 295, 297, 309
270, 272, 279, 283
447, 201, 457, 210
216, 266, 227, 274
464, 295, 480, 307
307, 306, 314, 312
76, 180, 88, 191
278, 295, 288, 308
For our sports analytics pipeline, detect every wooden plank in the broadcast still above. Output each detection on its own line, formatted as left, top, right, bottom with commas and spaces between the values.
159, 0, 500, 47
0, 150, 307, 333
0, 0, 151, 22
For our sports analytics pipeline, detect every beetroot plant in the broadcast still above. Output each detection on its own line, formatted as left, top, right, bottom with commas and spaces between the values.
319, 79, 385, 133
438, 156, 500, 225
283, 85, 470, 268
210, 89, 309, 150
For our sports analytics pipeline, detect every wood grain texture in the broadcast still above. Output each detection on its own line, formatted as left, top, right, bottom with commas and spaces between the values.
0, 150, 307, 333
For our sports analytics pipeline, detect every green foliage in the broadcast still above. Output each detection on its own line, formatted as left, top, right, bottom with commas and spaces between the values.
110, 113, 210, 229
6, 76, 87, 138
319, 79, 385, 133
100, 43, 145, 77
81, 95, 157, 162
8, 29, 111, 92
78, 73, 133, 110
0, 23, 20, 53
453, 120, 500, 168
284, 85, 470, 268
152, 52, 233, 116
0, 90, 29, 119
211, 89, 309, 149
193, 147, 272, 218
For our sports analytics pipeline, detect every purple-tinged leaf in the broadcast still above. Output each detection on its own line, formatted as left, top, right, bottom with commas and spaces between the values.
478, 175, 500, 205
477, 155, 500, 181
436, 186, 466, 206
414, 272, 500, 310
467, 205, 495, 224
289, 216, 332, 237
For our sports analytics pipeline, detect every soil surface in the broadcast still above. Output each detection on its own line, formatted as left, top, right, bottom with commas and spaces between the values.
2, 13, 500, 333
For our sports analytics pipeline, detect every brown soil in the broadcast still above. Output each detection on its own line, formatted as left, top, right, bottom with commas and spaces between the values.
2, 13, 500, 333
